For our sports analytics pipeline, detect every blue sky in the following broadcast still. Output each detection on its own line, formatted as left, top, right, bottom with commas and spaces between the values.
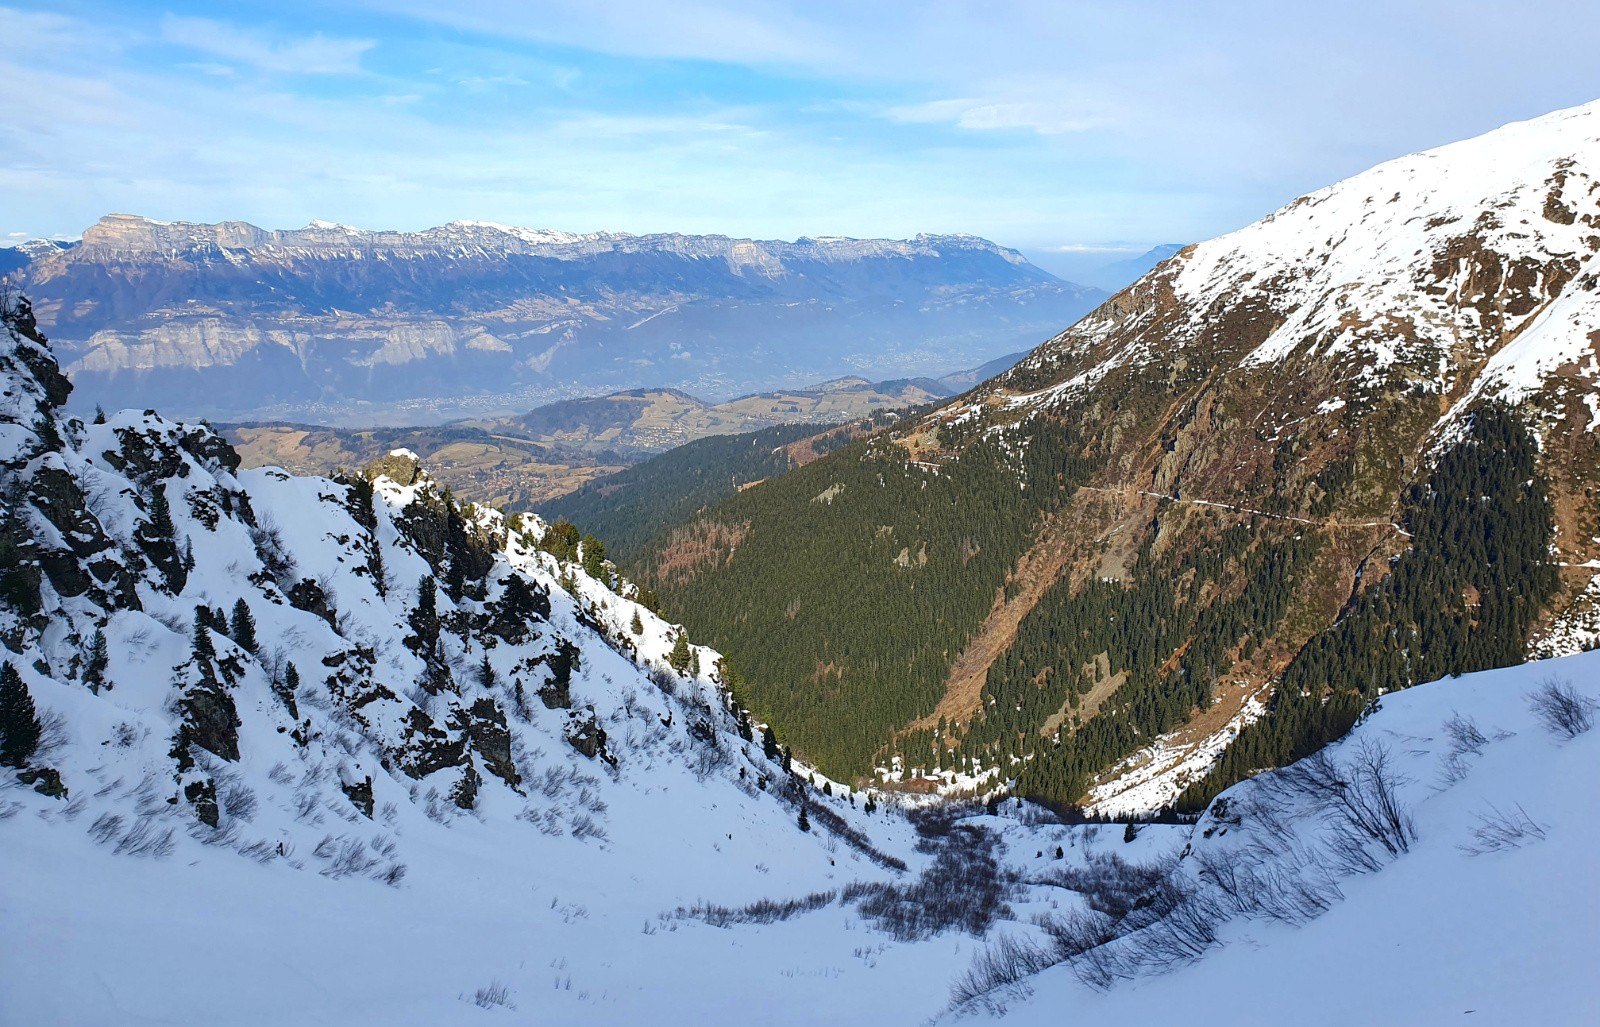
5, 1, 1600, 264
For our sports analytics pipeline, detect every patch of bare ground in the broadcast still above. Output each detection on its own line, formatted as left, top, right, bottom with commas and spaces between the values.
899, 489, 1145, 739
648, 520, 749, 588
783, 420, 876, 468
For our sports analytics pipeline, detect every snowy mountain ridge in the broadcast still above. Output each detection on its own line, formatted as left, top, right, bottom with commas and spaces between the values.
993, 99, 1600, 422
58, 213, 1042, 276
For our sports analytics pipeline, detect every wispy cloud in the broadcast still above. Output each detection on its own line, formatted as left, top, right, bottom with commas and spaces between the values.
160, 15, 375, 75
886, 97, 1113, 136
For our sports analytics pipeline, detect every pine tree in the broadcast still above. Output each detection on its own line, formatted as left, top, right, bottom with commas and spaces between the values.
148, 485, 176, 539
668, 632, 692, 674
192, 607, 217, 665
762, 725, 780, 762
630, 610, 644, 635
782, 745, 793, 775
581, 534, 608, 583
410, 576, 440, 654
231, 599, 258, 654
797, 806, 810, 832
480, 652, 496, 689
93, 405, 106, 424
369, 541, 387, 597
84, 629, 109, 692
0, 662, 41, 767
183, 538, 195, 572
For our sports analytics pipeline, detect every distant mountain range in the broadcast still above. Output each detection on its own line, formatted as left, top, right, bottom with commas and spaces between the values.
0, 216, 1104, 423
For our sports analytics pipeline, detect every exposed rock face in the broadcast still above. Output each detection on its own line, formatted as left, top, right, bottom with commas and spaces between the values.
11, 217, 1104, 421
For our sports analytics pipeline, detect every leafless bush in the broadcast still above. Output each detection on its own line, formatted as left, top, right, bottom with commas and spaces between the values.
471, 980, 514, 1010
1116, 875, 1225, 972
949, 933, 1059, 1011
672, 889, 837, 928
855, 823, 1012, 941
294, 788, 323, 823
1444, 712, 1489, 755
1035, 851, 1168, 919
1528, 678, 1596, 739
376, 862, 407, 887
238, 839, 279, 865
321, 837, 380, 879
268, 762, 295, 786
1460, 802, 1548, 856
88, 812, 123, 844
196, 820, 242, 848
1281, 740, 1415, 872
222, 784, 258, 821
33, 708, 68, 761
113, 813, 176, 858
249, 520, 297, 585
570, 813, 609, 843
1193, 846, 1340, 925
110, 722, 141, 748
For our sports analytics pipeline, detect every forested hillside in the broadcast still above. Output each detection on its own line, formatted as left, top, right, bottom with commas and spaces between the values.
539, 421, 839, 568
642, 102, 1600, 808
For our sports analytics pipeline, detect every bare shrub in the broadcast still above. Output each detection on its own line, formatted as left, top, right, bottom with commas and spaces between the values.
33, 709, 69, 761
1443, 712, 1489, 756
321, 836, 380, 879
222, 784, 258, 821
1528, 678, 1596, 739
114, 814, 176, 858
1460, 802, 1548, 856
949, 933, 1058, 1011
1117, 876, 1225, 972
1280, 740, 1415, 872
472, 980, 514, 1010
88, 812, 123, 844
1193, 846, 1340, 925
855, 822, 1011, 941
672, 889, 837, 928
1035, 851, 1168, 919
569, 813, 609, 843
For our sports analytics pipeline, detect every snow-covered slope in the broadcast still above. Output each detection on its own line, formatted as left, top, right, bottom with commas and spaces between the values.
0, 300, 935, 1024
960, 651, 1600, 1026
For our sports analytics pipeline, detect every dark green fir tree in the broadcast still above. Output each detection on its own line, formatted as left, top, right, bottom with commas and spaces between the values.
0, 662, 41, 767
